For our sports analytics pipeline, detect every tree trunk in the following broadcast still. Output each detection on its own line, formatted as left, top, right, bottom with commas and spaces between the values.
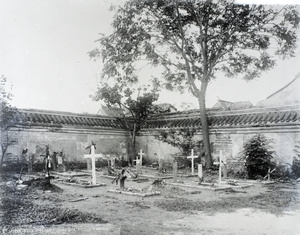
128, 136, 135, 166
198, 88, 212, 168
128, 126, 136, 166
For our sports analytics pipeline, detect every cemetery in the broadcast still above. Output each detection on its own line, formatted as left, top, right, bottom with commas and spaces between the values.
1, 88, 300, 233
1, 74, 300, 233
1, 1, 300, 234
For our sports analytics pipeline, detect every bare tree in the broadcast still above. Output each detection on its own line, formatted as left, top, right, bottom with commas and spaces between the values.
0, 76, 19, 169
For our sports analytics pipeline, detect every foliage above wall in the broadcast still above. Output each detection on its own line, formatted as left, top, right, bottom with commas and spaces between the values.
155, 128, 205, 157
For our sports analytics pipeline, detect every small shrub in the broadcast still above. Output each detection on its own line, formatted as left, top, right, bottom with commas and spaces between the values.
292, 142, 300, 178
242, 135, 275, 179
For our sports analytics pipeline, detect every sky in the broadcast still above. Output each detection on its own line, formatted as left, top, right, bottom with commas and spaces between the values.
1, 0, 300, 114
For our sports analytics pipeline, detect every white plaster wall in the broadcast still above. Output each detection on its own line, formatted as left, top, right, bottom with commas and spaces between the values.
137, 127, 300, 168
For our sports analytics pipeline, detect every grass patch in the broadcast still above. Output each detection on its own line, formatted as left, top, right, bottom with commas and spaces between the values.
155, 185, 300, 215
0, 184, 106, 233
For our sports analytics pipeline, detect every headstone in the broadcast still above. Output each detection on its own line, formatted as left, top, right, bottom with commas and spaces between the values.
138, 149, 145, 166
57, 155, 63, 165
173, 159, 178, 183
187, 149, 198, 175
52, 153, 57, 171
222, 155, 227, 178
198, 164, 203, 179
158, 158, 163, 173
219, 150, 222, 187
83, 145, 104, 185
111, 157, 116, 168
28, 155, 33, 173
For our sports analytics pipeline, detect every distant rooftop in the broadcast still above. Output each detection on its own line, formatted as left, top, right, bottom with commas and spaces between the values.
212, 100, 253, 111
256, 72, 300, 108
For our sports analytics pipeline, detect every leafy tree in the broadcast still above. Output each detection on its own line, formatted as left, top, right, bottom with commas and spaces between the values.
155, 128, 202, 168
90, 0, 299, 168
92, 83, 159, 165
242, 135, 274, 179
0, 76, 19, 169
155, 128, 198, 156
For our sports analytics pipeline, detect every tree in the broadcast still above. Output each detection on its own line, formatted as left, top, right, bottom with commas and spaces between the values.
90, 0, 299, 168
155, 128, 198, 156
242, 134, 274, 179
0, 76, 19, 169
155, 128, 203, 168
92, 83, 159, 165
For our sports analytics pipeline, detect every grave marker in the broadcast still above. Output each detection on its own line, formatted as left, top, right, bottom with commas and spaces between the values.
198, 164, 203, 179
219, 150, 222, 187
158, 158, 163, 173
187, 149, 198, 175
57, 155, 63, 165
83, 145, 104, 185
133, 156, 141, 174
222, 154, 227, 178
173, 159, 178, 183
138, 149, 145, 166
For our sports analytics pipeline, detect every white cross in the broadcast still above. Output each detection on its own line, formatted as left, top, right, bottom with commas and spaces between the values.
83, 145, 104, 185
187, 149, 198, 175
138, 149, 145, 166
133, 156, 141, 174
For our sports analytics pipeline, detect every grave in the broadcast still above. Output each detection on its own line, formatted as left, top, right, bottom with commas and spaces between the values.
138, 149, 145, 165
173, 157, 181, 182
108, 189, 161, 197
52, 171, 106, 188
187, 149, 198, 175
133, 156, 142, 175
198, 164, 203, 179
83, 145, 106, 186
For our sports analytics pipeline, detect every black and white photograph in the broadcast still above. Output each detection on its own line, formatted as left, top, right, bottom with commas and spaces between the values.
1, 0, 300, 234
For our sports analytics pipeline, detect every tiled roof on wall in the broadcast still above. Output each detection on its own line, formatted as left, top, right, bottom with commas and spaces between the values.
13, 106, 300, 131
141, 106, 300, 130
15, 109, 126, 129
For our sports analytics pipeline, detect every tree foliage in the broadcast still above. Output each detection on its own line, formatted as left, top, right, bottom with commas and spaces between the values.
90, 0, 299, 168
292, 142, 300, 178
242, 134, 274, 179
92, 83, 159, 164
155, 128, 204, 168
155, 128, 198, 155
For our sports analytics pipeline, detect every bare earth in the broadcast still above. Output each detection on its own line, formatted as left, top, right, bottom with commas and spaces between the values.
1, 168, 300, 235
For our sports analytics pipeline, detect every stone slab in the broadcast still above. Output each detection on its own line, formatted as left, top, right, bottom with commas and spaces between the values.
52, 171, 90, 177
54, 180, 106, 188
167, 182, 233, 191
99, 174, 138, 181
108, 189, 161, 197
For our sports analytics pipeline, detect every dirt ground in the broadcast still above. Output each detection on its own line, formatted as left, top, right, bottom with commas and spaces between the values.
1, 167, 300, 235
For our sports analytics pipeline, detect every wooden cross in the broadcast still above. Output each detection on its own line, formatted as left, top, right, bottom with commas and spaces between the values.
83, 145, 104, 185
187, 149, 198, 175
133, 156, 141, 174
138, 149, 145, 166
